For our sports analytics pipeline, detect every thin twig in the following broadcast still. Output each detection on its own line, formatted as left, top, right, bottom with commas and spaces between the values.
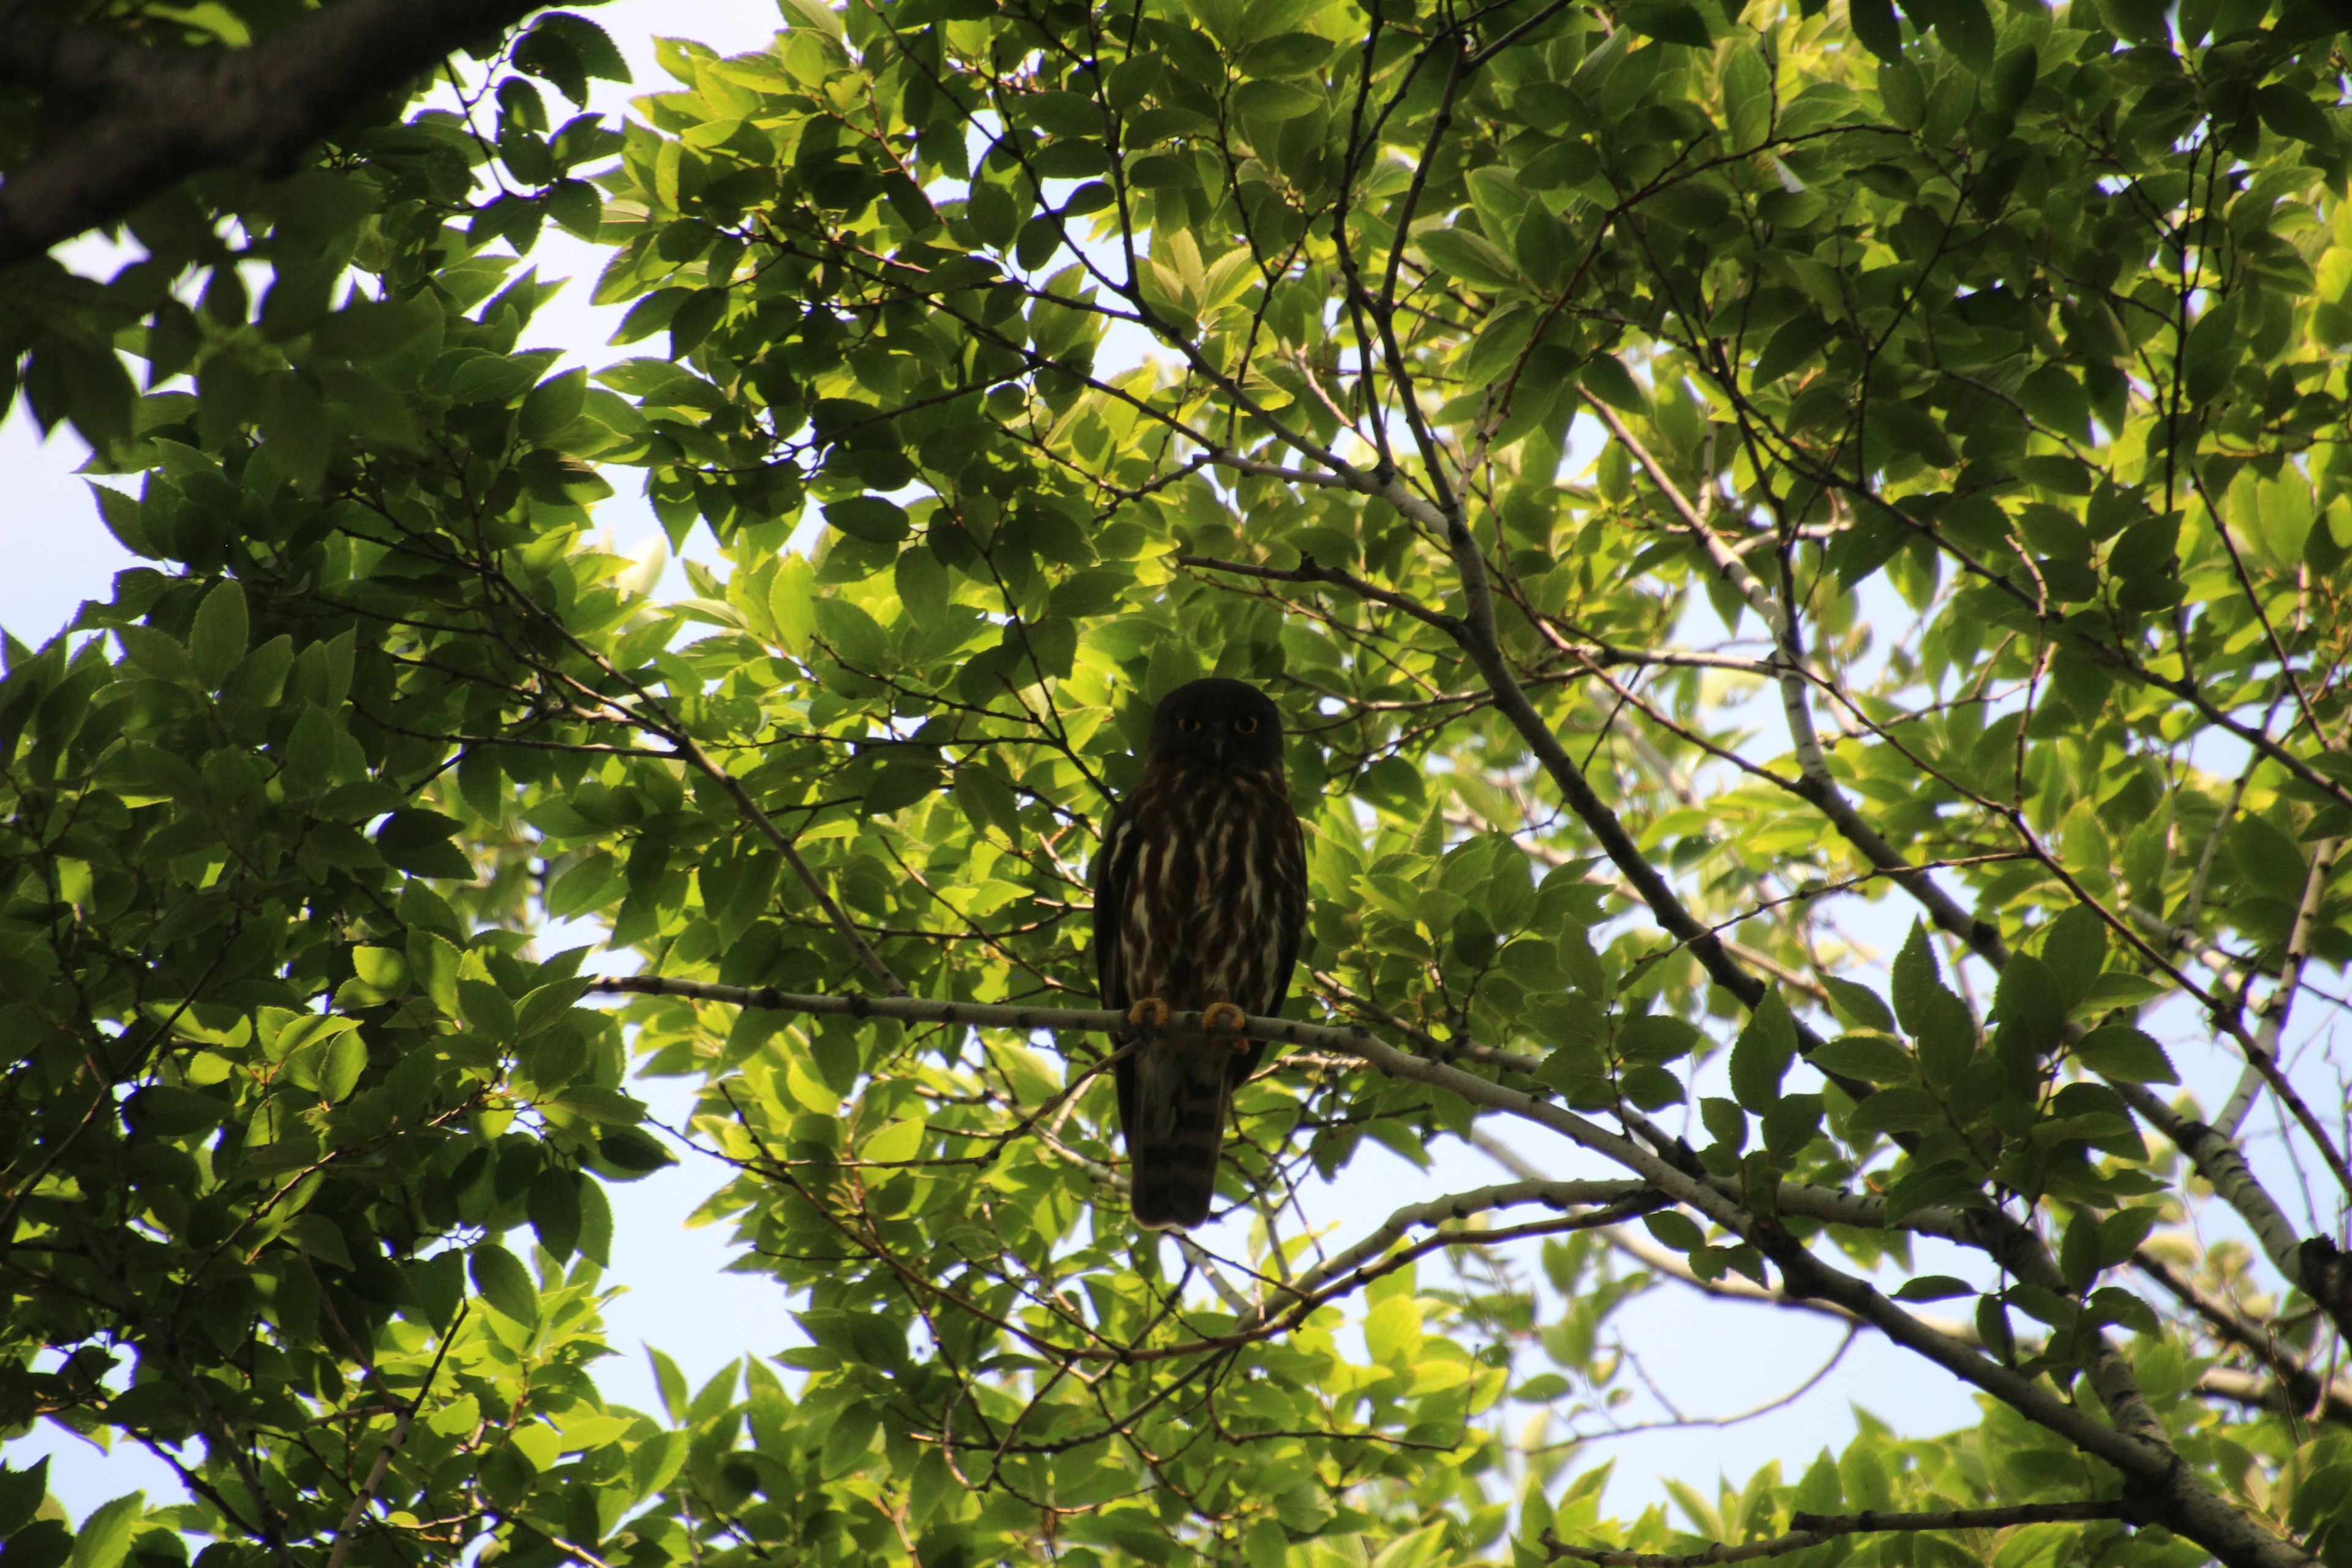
323, 1301, 470, 1568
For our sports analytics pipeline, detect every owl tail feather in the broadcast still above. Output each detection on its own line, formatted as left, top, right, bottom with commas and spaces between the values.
1126, 1036, 1232, 1231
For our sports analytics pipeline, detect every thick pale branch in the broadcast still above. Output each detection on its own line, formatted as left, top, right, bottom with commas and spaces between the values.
2110, 1080, 2352, 1341
1516, 1144, 2345, 1423
1478, 1130, 2347, 1427
2136, 1247, 2352, 1422
1744, 440, 2352, 826
2216, 837, 2342, 1137
2198, 1365, 2352, 1425
1584, 395, 2007, 968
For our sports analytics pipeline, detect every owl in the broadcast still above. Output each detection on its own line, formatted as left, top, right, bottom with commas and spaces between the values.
1093, 678, 1309, 1229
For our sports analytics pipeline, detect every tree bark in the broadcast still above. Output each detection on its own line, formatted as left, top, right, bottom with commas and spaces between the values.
0, 0, 543, 267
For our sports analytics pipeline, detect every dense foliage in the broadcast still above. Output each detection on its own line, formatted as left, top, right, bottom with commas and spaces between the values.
7, 0, 2352, 1566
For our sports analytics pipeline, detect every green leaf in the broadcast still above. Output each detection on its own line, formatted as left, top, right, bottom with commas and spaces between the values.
1245, 1520, 1291, 1568
0, 1458, 50, 1537
1642, 182, 1732, 232
2184, 297, 2241, 407
1729, 992, 1795, 1112
1890, 922, 1940, 1033
1418, 226, 1522, 290
2230, 815, 2309, 895
258, 371, 333, 492
2017, 364, 2089, 438
1977, 1294, 2016, 1359
1578, 353, 1650, 415
1845, 1085, 1945, 1136
1810, 1033, 1917, 1084
778, 0, 845, 39
1724, 43, 1774, 146
1892, 1275, 1976, 1301
1752, 314, 1835, 387
1762, 1091, 1824, 1155
281, 1213, 355, 1268
557, 1085, 647, 1125
647, 1346, 689, 1423
1852, 0, 1905, 61
375, 810, 475, 881
469, 1242, 540, 1326
187, 578, 249, 689
577, 1171, 613, 1268
2071, 1025, 2177, 1084
519, 367, 589, 443
1700, 1096, 1748, 1151
2256, 84, 2335, 148
1923, 0, 1994, 74
88, 483, 157, 558
1991, 954, 2065, 1061
595, 1124, 674, 1175
460, 978, 519, 1042
1866, 397, 1956, 466
825, 496, 911, 544
319, 1030, 366, 1102
516, 981, 588, 1039
127, 1085, 228, 1138
1820, 977, 1895, 1035
2095, 0, 2173, 45
352, 946, 409, 992
1620, 1063, 1686, 1110
2098, 1204, 2160, 1265
1618, 1013, 1702, 1065
1621, 0, 1714, 45
2039, 905, 2108, 1011
3, 1523, 70, 1568
67, 1493, 143, 1568
1232, 80, 1322, 120
2059, 1207, 2101, 1292
1643, 1210, 1706, 1251
529, 1169, 583, 1262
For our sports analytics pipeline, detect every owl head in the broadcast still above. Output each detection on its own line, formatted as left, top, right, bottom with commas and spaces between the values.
1147, 677, 1284, 771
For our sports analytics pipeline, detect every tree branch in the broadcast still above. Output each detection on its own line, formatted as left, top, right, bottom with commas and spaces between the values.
1248, 1178, 1662, 1328
323, 1302, 467, 1568
2215, 836, 2342, 1138
2109, 1080, 2352, 1341
600, 985, 2315, 1568
1581, 395, 2007, 968
0, 0, 544, 268
1540, 1502, 2130, 1567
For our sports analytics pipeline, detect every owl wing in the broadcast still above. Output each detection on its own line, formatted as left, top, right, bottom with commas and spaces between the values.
1093, 797, 1137, 1014
1229, 789, 1309, 1092
1267, 802, 1308, 1018
1094, 795, 1144, 1145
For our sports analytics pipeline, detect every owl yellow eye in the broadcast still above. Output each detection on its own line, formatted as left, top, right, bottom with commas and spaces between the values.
1178, 717, 1204, 733
1234, 717, 1259, 734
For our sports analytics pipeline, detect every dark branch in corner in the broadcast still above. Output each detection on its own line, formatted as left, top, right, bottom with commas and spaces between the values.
0, 0, 543, 267
1540, 1502, 2130, 1567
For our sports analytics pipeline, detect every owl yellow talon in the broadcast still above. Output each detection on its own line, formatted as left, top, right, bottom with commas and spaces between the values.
1127, 997, 1172, 1030
1202, 1001, 1250, 1046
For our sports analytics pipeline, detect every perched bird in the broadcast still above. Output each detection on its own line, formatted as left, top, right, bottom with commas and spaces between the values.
1093, 677, 1309, 1229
